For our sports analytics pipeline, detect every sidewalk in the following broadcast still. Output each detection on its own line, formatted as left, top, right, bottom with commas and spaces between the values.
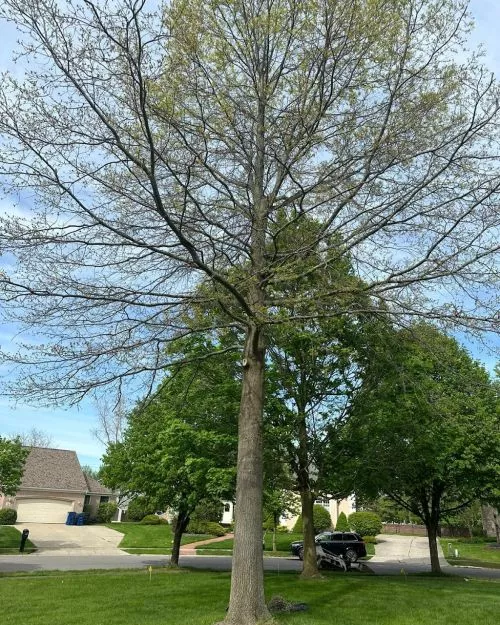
180, 533, 234, 555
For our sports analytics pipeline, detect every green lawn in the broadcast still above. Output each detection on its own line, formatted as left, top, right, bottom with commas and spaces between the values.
197, 533, 375, 557
0, 569, 499, 625
0, 526, 36, 554
108, 523, 212, 553
197, 532, 303, 554
441, 538, 500, 569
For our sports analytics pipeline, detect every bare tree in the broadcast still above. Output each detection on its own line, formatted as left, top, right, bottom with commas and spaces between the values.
91, 396, 127, 446
14, 427, 54, 448
0, 1, 499, 623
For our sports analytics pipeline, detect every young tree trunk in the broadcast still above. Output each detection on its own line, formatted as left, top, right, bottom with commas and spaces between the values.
296, 411, 320, 579
300, 488, 320, 579
426, 521, 442, 574
218, 325, 271, 625
171, 510, 190, 567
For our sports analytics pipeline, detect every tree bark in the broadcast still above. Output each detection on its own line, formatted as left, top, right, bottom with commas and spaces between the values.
218, 324, 272, 625
297, 411, 320, 579
426, 520, 442, 574
171, 510, 190, 567
300, 488, 320, 578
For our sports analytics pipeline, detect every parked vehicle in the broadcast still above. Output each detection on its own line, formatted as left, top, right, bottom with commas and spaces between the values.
291, 531, 367, 562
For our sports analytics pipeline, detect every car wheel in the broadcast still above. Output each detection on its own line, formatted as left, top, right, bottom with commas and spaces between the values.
345, 548, 358, 563
298, 547, 304, 560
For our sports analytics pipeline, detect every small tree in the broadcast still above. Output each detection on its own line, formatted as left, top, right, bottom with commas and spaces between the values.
293, 505, 333, 534
0, 437, 29, 496
100, 339, 238, 566
335, 512, 349, 532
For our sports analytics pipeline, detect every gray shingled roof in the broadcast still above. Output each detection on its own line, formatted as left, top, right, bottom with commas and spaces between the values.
20, 447, 89, 492
84, 474, 113, 495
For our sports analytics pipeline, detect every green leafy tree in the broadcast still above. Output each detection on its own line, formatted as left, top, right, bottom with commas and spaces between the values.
335, 512, 349, 532
263, 489, 299, 552
1, 2, 500, 622
101, 340, 239, 566
346, 324, 500, 573
0, 436, 29, 496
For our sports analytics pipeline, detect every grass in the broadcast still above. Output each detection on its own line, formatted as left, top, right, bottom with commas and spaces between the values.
108, 523, 212, 553
0, 568, 499, 624
197, 533, 375, 558
441, 538, 500, 569
197, 532, 302, 555
0, 526, 36, 554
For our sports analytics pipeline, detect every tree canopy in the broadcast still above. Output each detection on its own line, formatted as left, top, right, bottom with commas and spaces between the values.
344, 324, 500, 572
0, 436, 29, 496
1, 1, 499, 621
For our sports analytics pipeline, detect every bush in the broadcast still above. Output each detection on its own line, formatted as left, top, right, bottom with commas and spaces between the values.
335, 512, 349, 531
96, 501, 118, 523
127, 496, 157, 522
348, 511, 382, 537
139, 514, 167, 525
191, 500, 223, 523
0, 508, 17, 525
292, 505, 333, 534
187, 519, 226, 536
362, 535, 378, 544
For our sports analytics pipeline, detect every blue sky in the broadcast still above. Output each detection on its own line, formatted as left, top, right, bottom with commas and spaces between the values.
0, 1, 499, 469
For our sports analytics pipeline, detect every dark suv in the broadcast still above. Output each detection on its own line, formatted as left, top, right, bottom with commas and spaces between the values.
291, 531, 367, 562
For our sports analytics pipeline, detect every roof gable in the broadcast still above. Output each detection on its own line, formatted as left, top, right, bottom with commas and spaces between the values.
83, 473, 112, 495
20, 447, 89, 492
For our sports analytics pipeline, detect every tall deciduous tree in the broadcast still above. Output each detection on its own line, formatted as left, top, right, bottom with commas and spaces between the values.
0, 436, 29, 495
345, 324, 500, 573
0, 2, 499, 622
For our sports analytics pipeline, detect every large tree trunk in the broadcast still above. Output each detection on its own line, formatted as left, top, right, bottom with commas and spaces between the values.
171, 509, 190, 567
218, 325, 271, 625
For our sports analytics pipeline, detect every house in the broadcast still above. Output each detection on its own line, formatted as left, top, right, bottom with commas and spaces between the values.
0, 447, 115, 523
280, 495, 356, 530
219, 494, 355, 529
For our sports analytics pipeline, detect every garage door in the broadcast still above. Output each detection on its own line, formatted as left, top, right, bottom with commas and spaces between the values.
16, 499, 74, 523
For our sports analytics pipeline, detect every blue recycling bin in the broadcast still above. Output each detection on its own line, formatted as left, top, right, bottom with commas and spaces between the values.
76, 513, 85, 526
66, 512, 77, 525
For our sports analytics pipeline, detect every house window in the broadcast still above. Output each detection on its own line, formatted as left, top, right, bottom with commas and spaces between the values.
315, 497, 330, 509
100, 496, 109, 504
84, 495, 91, 506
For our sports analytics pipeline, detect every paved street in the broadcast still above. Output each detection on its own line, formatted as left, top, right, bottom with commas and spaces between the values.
1, 533, 499, 579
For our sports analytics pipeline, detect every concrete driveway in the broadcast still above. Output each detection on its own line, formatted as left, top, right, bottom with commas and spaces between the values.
370, 533, 447, 568
17, 523, 127, 555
